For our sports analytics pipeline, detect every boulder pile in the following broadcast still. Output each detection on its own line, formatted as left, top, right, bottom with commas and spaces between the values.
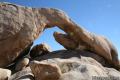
0, 2, 120, 80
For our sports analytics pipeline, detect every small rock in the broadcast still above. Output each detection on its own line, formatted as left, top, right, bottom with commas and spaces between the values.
30, 60, 62, 80
0, 68, 11, 80
9, 67, 34, 80
30, 43, 51, 58
15, 58, 29, 71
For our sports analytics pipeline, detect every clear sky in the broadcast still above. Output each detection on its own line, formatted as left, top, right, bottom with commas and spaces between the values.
1, 0, 120, 58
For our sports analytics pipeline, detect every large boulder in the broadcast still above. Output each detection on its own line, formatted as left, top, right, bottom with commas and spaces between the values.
15, 57, 29, 71
53, 31, 120, 70
0, 2, 71, 67
30, 61, 62, 80
30, 43, 51, 59
0, 68, 11, 80
0, 2, 43, 67
9, 67, 34, 80
0, 2, 119, 71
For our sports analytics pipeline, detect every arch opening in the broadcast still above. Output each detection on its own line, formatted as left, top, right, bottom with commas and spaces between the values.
33, 27, 65, 51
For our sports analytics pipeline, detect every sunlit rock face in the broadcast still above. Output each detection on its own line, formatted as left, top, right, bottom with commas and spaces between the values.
0, 3, 120, 80
0, 2, 43, 67
30, 50, 120, 80
0, 2, 119, 69
0, 2, 60, 67
6, 49, 120, 80
0, 68, 11, 80
30, 61, 62, 80
0, 2, 71, 67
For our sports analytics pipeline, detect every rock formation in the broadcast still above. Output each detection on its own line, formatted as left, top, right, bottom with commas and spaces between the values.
15, 57, 29, 71
51, 9, 120, 68
6, 50, 120, 80
30, 61, 62, 80
0, 2, 70, 67
53, 27, 120, 70
9, 67, 34, 80
0, 2, 119, 69
31, 50, 120, 80
30, 43, 51, 59
0, 2, 120, 80
0, 68, 11, 80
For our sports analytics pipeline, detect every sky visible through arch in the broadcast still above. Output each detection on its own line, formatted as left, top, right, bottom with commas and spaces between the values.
1, 0, 120, 59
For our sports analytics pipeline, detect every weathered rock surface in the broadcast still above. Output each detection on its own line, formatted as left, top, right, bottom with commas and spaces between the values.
9, 67, 34, 80
32, 50, 120, 80
0, 2, 120, 80
30, 43, 51, 59
0, 2, 71, 67
30, 61, 62, 80
15, 57, 29, 71
0, 2, 36, 67
6, 50, 120, 80
53, 31, 120, 70
0, 2, 119, 70
0, 68, 11, 80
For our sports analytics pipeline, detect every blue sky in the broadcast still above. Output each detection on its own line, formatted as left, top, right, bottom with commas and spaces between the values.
1, 0, 120, 58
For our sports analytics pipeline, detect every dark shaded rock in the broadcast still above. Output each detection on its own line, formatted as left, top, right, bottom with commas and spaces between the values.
15, 58, 29, 71
9, 67, 34, 80
34, 50, 106, 66
30, 43, 51, 59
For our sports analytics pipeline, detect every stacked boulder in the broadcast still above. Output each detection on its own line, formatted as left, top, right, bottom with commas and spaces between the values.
0, 2, 120, 80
